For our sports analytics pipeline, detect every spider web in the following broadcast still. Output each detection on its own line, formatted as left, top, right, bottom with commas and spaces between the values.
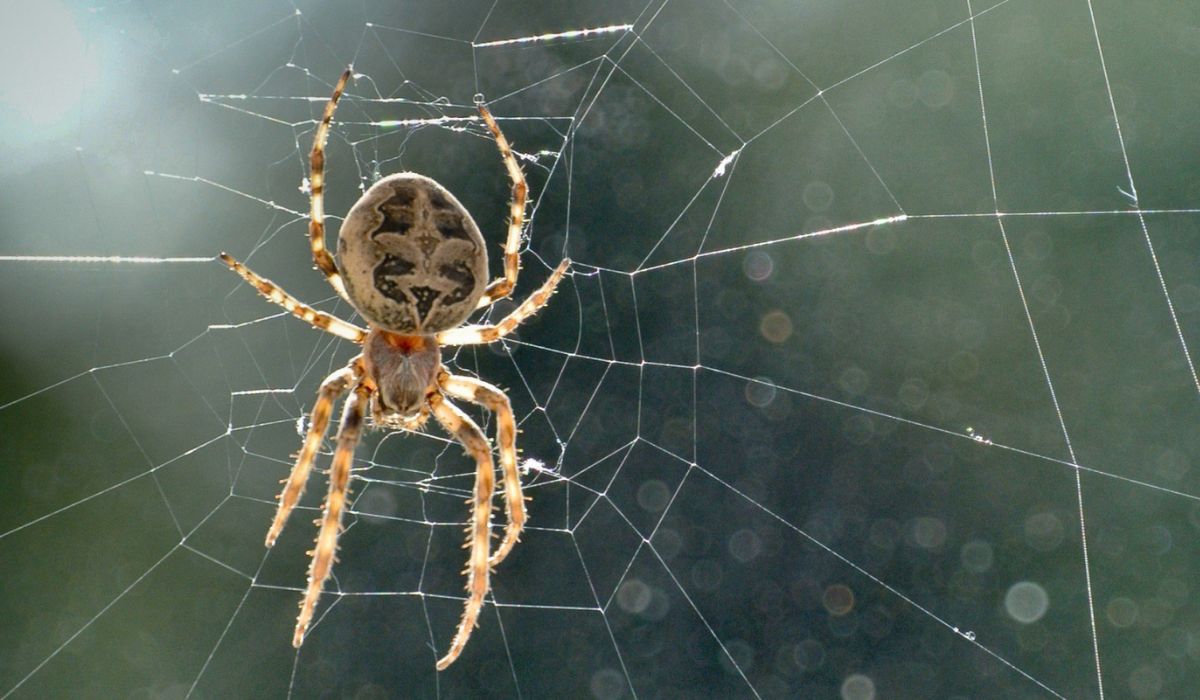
3, 0, 1200, 697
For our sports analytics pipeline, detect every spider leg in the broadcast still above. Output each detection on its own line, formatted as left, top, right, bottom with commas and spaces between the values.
429, 392, 495, 671
436, 257, 571, 346
439, 372, 523, 568
475, 104, 528, 309
293, 383, 371, 648
309, 68, 354, 302
266, 358, 363, 547
220, 253, 368, 343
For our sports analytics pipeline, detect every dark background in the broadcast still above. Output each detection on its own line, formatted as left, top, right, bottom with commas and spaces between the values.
2, 1, 1199, 698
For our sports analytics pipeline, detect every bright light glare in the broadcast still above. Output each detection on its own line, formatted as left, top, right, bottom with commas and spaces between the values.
0, 0, 98, 126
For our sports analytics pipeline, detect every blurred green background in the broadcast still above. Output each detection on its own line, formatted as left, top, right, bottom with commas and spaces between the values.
2, 0, 1199, 698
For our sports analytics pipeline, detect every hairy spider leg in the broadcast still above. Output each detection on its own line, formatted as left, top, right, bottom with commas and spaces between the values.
220, 253, 368, 342
429, 393, 496, 671
475, 103, 528, 308
308, 68, 354, 302
266, 359, 363, 547
293, 383, 372, 647
440, 372, 523, 567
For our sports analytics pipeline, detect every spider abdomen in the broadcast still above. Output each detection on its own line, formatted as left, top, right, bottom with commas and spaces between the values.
338, 174, 488, 334
363, 329, 441, 418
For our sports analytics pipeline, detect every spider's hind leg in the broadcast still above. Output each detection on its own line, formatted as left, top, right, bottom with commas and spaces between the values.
474, 103, 528, 308
308, 68, 354, 302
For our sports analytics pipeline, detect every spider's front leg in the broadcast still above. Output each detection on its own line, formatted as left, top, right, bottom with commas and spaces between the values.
293, 383, 372, 647
440, 371, 523, 568
266, 358, 363, 547
428, 392, 496, 671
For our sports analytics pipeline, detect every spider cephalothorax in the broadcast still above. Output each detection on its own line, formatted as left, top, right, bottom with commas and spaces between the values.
219, 68, 569, 670
363, 330, 439, 423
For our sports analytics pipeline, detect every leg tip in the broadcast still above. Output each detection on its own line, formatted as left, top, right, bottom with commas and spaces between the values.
292, 630, 305, 648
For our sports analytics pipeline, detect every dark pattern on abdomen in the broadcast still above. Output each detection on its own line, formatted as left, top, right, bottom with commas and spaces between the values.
409, 286, 440, 322
374, 254, 416, 304
376, 188, 417, 236
439, 261, 476, 306
360, 182, 483, 329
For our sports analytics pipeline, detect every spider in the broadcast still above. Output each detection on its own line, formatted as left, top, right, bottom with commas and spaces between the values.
219, 68, 570, 670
